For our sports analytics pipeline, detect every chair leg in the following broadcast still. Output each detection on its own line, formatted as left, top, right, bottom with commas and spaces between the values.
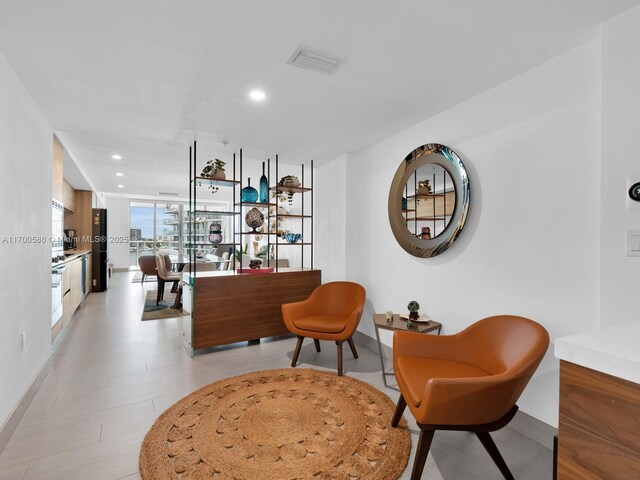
314, 339, 321, 352
475, 432, 515, 480
141, 273, 146, 282
336, 341, 343, 376
156, 279, 164, 305
411, 428, 435, 480
391, 394, 407, 427
347, 337, 359, 358
291, 336, 304, 368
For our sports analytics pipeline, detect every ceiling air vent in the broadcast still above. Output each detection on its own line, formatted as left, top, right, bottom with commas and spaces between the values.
287, 45, 345, 75
157, 192, 181, 197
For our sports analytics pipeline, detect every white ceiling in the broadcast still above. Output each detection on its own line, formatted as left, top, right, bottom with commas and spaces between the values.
1, 0, 638, 196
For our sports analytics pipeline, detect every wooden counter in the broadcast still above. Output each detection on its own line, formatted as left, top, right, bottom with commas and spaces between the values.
555, 323, 640, 479
182, 268, 321, 353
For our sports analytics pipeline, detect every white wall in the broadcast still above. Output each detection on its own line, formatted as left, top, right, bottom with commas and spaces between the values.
340, 41, 603, 428
600, 5, 640, 327
104, 196, 130, 270
0, 52, 53, 428
315, 155, 347, 282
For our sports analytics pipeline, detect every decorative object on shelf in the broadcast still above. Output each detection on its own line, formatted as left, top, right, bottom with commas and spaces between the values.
201, 159, 226, 193
259, 161, 268, 203
269, 244, 275, 259
241, 178, 259, 203
402, 197, 408, 210
284, 233, 302, 243
234, 243, 248, 264
252, 240, 259, 256
407, 300, 420, 320
208, 222, 223, 244
237, 266, 275, 274
245, 207, 264, 232
385, 310, 394, 323
277, 175, 300, 205
418, 226, 431, 240
417, 179, 433, 195
249, 258, 262, 269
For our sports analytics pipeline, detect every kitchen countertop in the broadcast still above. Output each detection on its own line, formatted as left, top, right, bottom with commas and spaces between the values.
555, 321, 640, 385
53, 250, 92, 267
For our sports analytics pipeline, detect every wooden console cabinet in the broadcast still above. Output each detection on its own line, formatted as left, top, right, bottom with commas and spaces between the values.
182, 269, 321, 353
558, 360, 640, 479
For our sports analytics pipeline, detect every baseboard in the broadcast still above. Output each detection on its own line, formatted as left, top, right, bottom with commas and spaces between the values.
352, 330, 557, 450
353, 330, 392, 360
509, 410, 557, 450
0, 353, 53, 455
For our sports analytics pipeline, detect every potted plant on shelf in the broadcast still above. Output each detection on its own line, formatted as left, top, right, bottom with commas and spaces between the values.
201, 159, 226, 194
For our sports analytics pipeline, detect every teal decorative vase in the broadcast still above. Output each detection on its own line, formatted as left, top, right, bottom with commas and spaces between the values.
259, 162, 268, 203
241, 178, 258, 203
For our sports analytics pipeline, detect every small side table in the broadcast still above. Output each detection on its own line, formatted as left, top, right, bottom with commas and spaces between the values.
372, 313, 442, 389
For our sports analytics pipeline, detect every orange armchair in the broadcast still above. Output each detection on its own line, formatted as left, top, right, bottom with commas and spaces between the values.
391, 315, 549, 480
281, 281, 366, 376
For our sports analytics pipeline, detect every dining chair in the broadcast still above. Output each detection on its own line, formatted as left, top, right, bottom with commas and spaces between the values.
391, 315, 549, 479
154, 253, 180, 305
137, 255, 157, 282
281, 281, 366, 376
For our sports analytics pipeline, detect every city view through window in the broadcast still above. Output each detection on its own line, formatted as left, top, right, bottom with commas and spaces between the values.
129, 201, 231, 266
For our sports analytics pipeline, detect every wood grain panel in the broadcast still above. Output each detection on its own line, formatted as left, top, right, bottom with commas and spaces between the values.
66, 190, 94, 251
52, 136, 64, 201
558, 360, 640, 479
63, 180, 75, 211
191, 270, 321, 349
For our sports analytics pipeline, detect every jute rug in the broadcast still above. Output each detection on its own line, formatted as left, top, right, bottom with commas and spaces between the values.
141, 290, 187, 321
140, 368, 411, 479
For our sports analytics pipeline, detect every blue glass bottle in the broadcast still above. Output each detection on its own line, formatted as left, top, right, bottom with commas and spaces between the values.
241, 178, 258, 203
259, 162, 268, 203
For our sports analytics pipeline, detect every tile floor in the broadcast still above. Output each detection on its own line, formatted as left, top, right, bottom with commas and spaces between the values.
0, 272, 552, 479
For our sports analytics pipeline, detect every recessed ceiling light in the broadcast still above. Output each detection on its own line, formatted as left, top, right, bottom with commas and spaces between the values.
115, 172, 124, 177
249, 90, 266, 102
112, 154, 122, 160
117, 184, 125, 188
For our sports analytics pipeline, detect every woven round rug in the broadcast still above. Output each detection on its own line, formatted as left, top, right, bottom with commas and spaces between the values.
140, 368, 410, 480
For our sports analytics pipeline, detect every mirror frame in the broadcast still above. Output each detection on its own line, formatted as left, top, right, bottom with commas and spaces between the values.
388, 143, 470, 258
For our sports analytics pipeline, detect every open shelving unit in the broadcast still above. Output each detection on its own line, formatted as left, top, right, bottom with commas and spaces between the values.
187, 142, 314, 275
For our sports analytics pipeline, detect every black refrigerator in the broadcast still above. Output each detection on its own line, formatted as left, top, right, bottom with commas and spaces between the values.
92, 208, 109, 292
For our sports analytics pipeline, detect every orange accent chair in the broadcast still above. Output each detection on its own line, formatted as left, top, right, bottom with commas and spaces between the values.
282, 281, 366, 376
391, 315, 549, 480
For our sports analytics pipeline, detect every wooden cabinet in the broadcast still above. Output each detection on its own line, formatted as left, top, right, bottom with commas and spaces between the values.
185, 269, 321, 351
63, 180, 75, 211
52, 136, 64, 201
84, 253, 92, 295
68, 257, 82, 312
58, 256, 85, 330
61, 265, 72, 328
558, 360, 640, 479
65, 190, 93, 251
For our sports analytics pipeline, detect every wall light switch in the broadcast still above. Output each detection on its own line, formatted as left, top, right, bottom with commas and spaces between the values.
626, 230, 640, 257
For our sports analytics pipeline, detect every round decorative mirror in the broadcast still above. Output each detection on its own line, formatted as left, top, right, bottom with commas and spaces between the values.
388, 143, 470, 257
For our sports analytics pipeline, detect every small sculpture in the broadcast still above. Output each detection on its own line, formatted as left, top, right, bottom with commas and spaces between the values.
208, 222, 223, 244
245, 207, 264, 233
249, 259, 262, 269
407, 300, 420, 320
